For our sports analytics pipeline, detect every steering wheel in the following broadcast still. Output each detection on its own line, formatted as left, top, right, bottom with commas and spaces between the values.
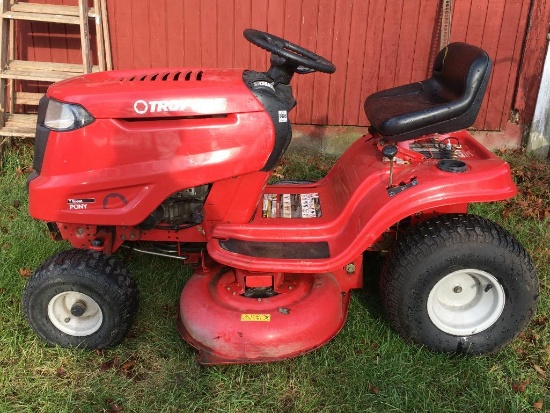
243, 29, 336, 74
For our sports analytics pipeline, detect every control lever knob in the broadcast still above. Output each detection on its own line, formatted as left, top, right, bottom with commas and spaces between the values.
382, 144, 398, 160
382, 145, 398, 188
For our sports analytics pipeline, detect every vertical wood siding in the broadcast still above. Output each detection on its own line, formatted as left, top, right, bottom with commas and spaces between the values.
19, 0, 531, 131
450, 0, 530, 130
515, 0, 550, 125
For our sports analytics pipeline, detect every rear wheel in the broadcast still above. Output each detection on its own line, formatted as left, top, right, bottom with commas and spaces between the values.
22, 249, 138, 349
380, 214, 538, 354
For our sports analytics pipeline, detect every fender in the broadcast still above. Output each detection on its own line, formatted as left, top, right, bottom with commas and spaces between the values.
207, 131, 517, 273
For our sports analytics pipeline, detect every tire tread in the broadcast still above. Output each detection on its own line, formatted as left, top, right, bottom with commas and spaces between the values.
380, 214, 538, 354
23, 249, 138, 349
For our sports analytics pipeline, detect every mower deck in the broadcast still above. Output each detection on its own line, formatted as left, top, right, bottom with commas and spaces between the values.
178, 265, 350, 364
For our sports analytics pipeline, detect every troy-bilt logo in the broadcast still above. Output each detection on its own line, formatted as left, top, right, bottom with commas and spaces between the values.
133, 98, 227, 114
67, 198, 95, 210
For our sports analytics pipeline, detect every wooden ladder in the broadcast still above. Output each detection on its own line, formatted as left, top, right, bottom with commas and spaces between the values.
0, 0, 111, 141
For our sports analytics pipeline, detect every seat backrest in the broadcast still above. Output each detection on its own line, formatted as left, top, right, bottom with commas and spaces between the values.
432, 42, 491, 102
363, 42, 492, 141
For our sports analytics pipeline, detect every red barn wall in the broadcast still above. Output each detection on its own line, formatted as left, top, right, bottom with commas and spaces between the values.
17, 0, 533, 131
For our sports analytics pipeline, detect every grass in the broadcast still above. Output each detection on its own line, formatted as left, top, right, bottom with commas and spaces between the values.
1, 142, 549, 412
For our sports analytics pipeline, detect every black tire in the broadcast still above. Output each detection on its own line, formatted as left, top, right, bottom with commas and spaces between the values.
22, 249, 138, 349
380, 214, 538, 355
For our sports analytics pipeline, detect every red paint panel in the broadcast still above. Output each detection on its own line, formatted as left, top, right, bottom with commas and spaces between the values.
465, 1, 489, 45
450, 0, 472, 43
464, 1, 489, 130
130, 0, 151, 68
295, 0, 320, 123
342, 0, 369, 125
311, 0, 336, 125
411, 0, 437, 82
377, 0, 404, 90
217, 0, 235, 68
395, 1, 420, 86
283, 0, 303, 123
250, 0, 268, 71
165, 1, 185, 67
266, 0, 285, 73
200, 0, 218, 68
477, 0, 506, 129
359, 0, 387, 124
486, 0, 526, 130
501, 0, 531, 128
149, 0, 167, 68
514, 0, 550, 124
184, 0, 202, 66
109, 0, 133, 69
233, 0, 251, 69
327, 0, 353, 125
282, 0, 302, 49
267, 1, 285, 39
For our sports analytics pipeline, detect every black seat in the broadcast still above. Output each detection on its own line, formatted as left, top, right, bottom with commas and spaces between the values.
364, 43, 492, 142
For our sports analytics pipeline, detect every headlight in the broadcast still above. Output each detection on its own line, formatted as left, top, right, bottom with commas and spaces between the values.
43, 99, 94, 131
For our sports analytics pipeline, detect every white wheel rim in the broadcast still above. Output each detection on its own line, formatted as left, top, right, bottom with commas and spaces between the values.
427, 269, 505, 336
47, 292, 103, 336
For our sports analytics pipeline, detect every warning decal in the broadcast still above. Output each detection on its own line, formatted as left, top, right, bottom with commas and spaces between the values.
240, 314, 271, 322
262, 193, 322, 218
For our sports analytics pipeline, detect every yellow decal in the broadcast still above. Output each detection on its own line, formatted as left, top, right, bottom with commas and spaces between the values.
240, 314, 271, 322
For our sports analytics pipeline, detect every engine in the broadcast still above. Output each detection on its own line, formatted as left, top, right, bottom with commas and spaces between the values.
139, 185, 210, 230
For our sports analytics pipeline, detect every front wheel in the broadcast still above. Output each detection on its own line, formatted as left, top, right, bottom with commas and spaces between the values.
22, 249, 138, 349
380, 214, 538, 355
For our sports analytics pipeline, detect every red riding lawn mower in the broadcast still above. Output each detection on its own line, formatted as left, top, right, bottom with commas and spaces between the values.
24, 29, 538, 364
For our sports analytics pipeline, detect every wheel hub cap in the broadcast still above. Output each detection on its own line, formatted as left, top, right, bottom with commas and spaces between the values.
427, 269, 505, 336
47, 292, 103, 336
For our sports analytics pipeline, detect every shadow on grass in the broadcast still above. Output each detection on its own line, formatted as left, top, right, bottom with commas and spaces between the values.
355, 251, 385, 321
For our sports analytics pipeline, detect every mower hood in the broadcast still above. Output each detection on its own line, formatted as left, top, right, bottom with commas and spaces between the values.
45, 68, 265, 119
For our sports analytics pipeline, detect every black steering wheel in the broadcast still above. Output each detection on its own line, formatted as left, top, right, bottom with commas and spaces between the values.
243, 29, 336, 74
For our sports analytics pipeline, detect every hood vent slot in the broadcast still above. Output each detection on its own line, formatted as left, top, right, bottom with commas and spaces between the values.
120, 71, 205, 82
